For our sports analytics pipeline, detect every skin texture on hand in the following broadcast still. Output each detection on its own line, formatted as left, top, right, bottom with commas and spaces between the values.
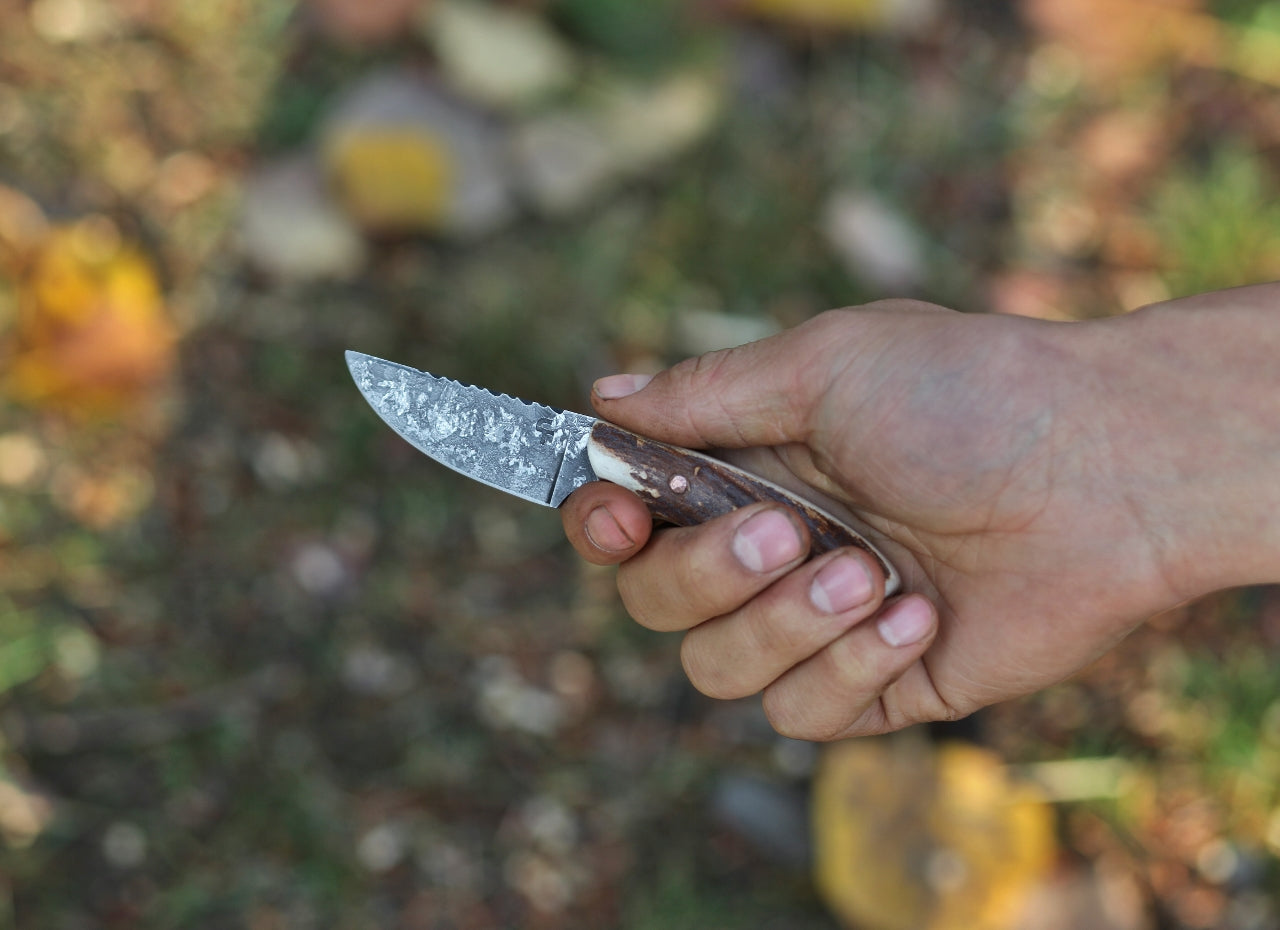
561, 287, 1280, 741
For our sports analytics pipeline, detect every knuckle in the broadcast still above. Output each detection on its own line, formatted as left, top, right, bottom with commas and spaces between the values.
615, 568, 669, 631
804, 307, 856, 335
670, 348, 748, 446
858, 297, 947, 315
760, 689, 806, 739
761, 688, 844, 742
615, 531, 727, 631
609, 532, 711, 631
743, 606, 812, 665
894, 685, 970, 730
832, 703, 893, 739
680, 635, 742, 700
878, 702, 926, 734
672, 548, 720, 607
810, 715, 858, 742
666, 527, 751, 618
615, 511, 779, 633
825, 633, 878, 689
665, 348, 732, 399
687, 346, 739, 383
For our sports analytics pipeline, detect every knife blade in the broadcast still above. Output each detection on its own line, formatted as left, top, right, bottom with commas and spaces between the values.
346, 350, 901, 595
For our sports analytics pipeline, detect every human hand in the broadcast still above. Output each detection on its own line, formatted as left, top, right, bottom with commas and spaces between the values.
562, 290, 1280, 739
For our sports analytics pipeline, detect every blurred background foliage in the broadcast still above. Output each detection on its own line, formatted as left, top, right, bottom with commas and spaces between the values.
1, 0, 1280, 928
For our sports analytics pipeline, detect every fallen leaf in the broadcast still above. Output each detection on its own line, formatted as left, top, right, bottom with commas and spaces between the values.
739, 0, 939, 33
813, 737, 1057, 930
511, 111, 618, 216
1022, 0, 1222, 85
591, 71, 723, 175
4, 217, 175, 419
327, 127, 455, 230
821, 190, 927, 292
423, 0, 575, 111
321, 71, 515, 237
239, 155, 367, 282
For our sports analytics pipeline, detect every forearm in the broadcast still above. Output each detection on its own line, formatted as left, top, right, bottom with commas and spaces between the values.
1085, 283, 1280, 601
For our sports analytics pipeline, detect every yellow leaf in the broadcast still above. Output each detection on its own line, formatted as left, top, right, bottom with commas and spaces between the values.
4, 218, 175, 418
742, 0, 934, 31
813, 738, 1057, 930
326, 127, 456, 232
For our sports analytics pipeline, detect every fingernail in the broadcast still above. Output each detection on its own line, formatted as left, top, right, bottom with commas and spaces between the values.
809, 555, 873, 614
732, 509, 803, 574
585, 506, 634, 552
877, 598, 934, 647
594, 373, 654, 400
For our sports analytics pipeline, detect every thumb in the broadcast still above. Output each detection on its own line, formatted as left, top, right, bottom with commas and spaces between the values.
591, 311, 854, 450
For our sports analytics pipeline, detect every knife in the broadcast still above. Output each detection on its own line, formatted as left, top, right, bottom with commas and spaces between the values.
346, 351, 901, 595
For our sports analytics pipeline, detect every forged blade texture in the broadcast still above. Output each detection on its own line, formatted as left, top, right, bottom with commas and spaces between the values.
346, 351, 597, 507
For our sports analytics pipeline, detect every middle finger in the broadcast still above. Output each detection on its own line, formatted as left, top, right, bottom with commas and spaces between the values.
679, 548, 886, 700
616, 503, 810, 632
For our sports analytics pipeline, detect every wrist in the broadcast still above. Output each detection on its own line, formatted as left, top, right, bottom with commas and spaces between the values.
1081, 286, 1280, 603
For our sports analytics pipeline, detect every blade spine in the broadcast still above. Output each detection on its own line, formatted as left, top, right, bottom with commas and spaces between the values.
348, 350, 561, 420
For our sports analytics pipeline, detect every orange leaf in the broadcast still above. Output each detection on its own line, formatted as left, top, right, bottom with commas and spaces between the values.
1022, 0, 1223, 84
4, 218, 175, 418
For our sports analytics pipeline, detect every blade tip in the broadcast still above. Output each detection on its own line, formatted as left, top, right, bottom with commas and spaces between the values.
345, 349, 375, 381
